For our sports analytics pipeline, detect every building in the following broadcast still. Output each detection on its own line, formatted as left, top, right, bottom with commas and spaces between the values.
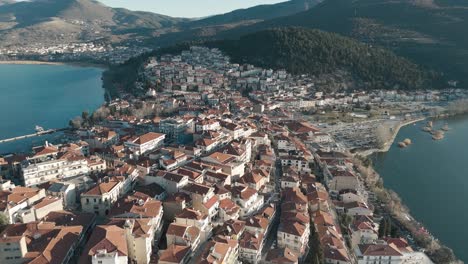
0, 187, 46, 223
125, 132, 166, 156
80, 225, 129, 264
355, 243, 404, 264
166, 223, 201, 251
159, 118, 191, 141
238, 231, 264, 263
0, 221, 83, 264
80, 177, 124, 216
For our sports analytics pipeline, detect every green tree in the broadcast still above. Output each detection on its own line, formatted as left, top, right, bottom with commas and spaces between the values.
378, 218, 388, 238
0, 213, 9, 233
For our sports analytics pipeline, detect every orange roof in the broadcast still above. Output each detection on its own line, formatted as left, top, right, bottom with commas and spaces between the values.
83, 179, 121, 196
80, 225, 128, 263
130, 132, 165, 145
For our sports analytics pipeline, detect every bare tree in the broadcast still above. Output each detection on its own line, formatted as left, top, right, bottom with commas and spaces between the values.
375, 124, 392, 149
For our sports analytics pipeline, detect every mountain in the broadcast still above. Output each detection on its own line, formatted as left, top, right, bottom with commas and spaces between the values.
0, 0, 187, 47
0, 0, 14, 6
142, 0, 324, 47
185, 0, 322, 28
216, 0, 468, 85
0, 0, 325, 48
104, 27, 438, 95
209, 28, 437, 90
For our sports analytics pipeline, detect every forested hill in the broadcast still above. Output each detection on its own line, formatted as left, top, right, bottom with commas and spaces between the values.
216, 0, 468, 86
209, 28, 439, 90
104, 27, 440, 95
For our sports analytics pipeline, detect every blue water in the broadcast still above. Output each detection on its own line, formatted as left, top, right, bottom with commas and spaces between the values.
372, 116, 468, 261
0, 64, 104, 153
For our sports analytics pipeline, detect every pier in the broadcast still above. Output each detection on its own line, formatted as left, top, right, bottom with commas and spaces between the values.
0, 128, 67, 144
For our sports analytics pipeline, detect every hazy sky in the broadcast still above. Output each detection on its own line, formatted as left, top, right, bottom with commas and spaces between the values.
97, 0, 286, 18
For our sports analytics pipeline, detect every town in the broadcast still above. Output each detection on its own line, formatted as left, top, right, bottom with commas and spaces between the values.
0, 42, 152, 65
0, 46, 463, 264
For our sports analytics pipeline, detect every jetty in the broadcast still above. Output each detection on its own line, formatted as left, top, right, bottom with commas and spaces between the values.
0, 128, 66, 144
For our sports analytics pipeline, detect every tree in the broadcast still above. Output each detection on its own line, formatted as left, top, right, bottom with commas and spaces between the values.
69, 117, 83, 129
378, 218, 388, 238
375, 124, 392, 149
0, 213, 8, 233
427, 246, 457, 264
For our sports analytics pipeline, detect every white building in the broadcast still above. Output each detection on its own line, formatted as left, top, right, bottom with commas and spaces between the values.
125, 132, 166, 156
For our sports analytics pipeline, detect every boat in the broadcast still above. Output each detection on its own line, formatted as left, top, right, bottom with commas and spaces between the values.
35, 125, 44, 132
442, 124, 449, 131
427, 121, 433, 127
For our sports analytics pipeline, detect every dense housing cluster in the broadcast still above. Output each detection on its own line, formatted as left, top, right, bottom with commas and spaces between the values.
0, 46, 451, 264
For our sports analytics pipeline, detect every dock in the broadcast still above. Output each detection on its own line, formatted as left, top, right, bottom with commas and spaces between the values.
0, 128, 66, 144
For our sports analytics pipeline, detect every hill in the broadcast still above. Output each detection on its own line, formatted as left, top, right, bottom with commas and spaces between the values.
0, 0, 187, 47
142, 0, 324, 48
185, 0, 322, 28
216, 0, 468, 86
104, 27, 439, 95
210, 28, 437, 90
0, 0, 325, 49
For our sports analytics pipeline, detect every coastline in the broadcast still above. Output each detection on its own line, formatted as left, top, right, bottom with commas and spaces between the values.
357, 116, 462, 263
0, 60, 108, 69
357, 117, 426, 157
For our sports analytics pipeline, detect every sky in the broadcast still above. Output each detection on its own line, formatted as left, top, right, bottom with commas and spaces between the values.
97, 0, 286, 18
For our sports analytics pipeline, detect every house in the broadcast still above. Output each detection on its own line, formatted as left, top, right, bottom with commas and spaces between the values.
107, 218, 156, 264
144, 171, 189, 194
329, 169, 360, 193
158, 244, 191, 264
181, 183, 219, 220
201, 152, 245, 179
195, 138, 219, 154
46, 182, 77, 209
196, 237, 239, 264
166, 223, 201, 251
134, 183, 167, 201
0, 222, 83, 264
16, 196, 64, 223
355, 243, 403, 264
109, 194, 164, 231
265, 247, 299, 264
238, 231, 264, 263
345, 201, 373, 217
175, 208, 211, 242
218, 198, 241, 222
0, 186, 46, 223
21, 148, 90, 187
80, 177, 124, 216
229, 185, 264, 218
162, 192, 191, 221
240, 169, 269, 191
215, 219, 246, 240
277, 221, 310, 257
125, 132, 166, 156
159, 118, 191, 141
80, 225, 129, 264
349, 216, 378, 249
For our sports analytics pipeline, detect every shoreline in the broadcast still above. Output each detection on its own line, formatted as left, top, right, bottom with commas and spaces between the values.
0, 60, 108, 69
357, 117, 426, 157
360, 115, 463, 263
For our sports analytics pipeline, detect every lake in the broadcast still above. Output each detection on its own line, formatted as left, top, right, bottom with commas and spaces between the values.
0, 64, 104, 154
372, 116, 468, 262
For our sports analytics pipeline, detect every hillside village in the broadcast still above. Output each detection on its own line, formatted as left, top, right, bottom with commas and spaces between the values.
0, 46, 462, 264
